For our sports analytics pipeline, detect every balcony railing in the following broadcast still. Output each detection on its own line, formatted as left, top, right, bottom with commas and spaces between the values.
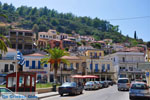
94, 69, 99, 73
0, 57, 15, 60
62, 68, 73, 71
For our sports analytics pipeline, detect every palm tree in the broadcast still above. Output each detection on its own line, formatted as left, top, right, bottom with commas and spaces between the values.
0, 14, 10, 54
0, 34, 11, 54
41, 48, 69, 83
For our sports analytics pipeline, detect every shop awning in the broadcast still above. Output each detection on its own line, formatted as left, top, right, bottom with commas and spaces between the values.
71, 75, 99, 79
71, 75, 84, 79
83, 75, 99, 78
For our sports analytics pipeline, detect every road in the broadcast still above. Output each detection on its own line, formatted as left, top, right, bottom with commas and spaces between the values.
41, 85, 130, 100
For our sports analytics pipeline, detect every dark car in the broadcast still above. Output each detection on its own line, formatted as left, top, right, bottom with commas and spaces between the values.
107, 80, 113, 86
0, 81, 6, 85
58, 82, 83, 96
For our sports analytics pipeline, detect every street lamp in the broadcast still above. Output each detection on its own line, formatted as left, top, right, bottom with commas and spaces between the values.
60, 62, 63, 84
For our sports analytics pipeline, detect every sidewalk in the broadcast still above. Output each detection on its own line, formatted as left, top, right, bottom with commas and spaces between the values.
36, 92, 59, 99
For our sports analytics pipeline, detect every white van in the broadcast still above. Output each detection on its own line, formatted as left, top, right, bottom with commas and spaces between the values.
117, 78, 130, 91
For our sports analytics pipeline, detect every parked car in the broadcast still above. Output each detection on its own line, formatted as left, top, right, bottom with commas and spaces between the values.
129, 82, 150, 100
0, 87, 26, 100
84, 81, 97, 90
103, 81, 109, 87
58, 82, 83, 96
117, 78, 130, 91
0, 81, 6, 85
94, 81, 102, 89
100, 81, 105, 88
107, 80, 113, 86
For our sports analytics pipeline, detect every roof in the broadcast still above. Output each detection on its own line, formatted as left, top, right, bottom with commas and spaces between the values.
24, 53, 45, 57
63, 39, 73, 42
10, 29, 33, 32
61, 56, 81, 60
7, 48, 17, 52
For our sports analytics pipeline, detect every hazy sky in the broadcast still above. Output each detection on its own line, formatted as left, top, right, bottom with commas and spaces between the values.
1, 0, 150, 41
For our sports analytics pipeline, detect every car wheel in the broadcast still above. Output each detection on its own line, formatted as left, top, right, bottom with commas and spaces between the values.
80, 91, 83, 94
129, 96, 133, 100
118, 88, 120, 91
60, 94, 63, 96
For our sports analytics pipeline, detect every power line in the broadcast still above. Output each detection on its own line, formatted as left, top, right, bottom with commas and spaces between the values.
107, 16, 150, 21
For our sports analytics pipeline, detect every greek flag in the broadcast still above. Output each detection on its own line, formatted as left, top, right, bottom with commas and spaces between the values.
17, 50, 25, 66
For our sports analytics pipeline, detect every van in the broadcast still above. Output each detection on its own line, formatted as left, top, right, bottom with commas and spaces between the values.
117, 78, 130, 91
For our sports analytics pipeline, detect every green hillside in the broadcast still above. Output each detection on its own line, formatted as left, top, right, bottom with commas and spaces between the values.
0, 2, 142, 43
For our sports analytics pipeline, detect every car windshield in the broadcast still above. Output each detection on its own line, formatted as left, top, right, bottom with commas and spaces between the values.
131, 83, 148, 89
85, 82, 93, 85
62, 82, 76, 87
118, 79, 128, 83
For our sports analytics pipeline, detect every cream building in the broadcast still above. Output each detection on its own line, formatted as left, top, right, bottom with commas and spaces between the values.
104, 52, 145, 80
86, 59, 116, 81
23, 53, 50, 83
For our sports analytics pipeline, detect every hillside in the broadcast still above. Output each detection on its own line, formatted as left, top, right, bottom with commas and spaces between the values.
0, 2, 142, 43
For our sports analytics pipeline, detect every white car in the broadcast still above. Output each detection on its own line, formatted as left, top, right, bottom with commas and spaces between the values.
129, 82, 150, 100
84, 81, 97, 90
117, 78, 130, 91
0, 87, 26, 100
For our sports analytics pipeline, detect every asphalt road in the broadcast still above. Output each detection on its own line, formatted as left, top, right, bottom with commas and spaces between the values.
41, 85, 131, 100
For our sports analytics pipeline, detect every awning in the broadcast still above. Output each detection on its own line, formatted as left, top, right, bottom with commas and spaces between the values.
71, 75, 84, 79
0, 74, 7, 77
71, 75, 99, 79
83, 75, 99, 78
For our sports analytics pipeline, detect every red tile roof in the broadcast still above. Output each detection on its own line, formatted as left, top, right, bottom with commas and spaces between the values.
24, 53, 45, 57
61, 56, 81, 60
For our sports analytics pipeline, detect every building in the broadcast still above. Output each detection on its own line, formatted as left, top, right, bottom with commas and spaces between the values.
86, 59, 116, 81
23, 53, 50, 83
8, 29, 36, 54
85, 49, 104, 59
103, 39, 113, 43
104, 52, 145, 80
59, 33, 68, 40
112, 43, 124, 52
48, 39, 63, 49
49, 56, 84, 83
62, 39, 77, 50
0, 48, 17, 83
37, 29, 59, 49
147, 48, 150, 62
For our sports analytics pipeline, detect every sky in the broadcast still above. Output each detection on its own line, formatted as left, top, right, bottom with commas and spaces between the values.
1, 0, 150, 41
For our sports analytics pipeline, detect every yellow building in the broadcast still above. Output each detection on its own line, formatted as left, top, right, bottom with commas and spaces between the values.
58, 56, 84, 83
85, 49, 104, 58
86, 58, 116, 81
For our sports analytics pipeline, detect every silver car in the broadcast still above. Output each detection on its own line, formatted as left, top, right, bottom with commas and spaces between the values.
84, 81, 97, 90
129, 82, 150, 100
117, 78, 130, 91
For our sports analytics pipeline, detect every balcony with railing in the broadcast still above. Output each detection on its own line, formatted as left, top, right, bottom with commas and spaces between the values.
0, 56, 15, 60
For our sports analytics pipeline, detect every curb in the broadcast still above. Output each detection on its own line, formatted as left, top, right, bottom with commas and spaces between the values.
38, 94, 59, 99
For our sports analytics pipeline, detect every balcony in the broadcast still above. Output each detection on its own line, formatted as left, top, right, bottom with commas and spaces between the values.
94, 69, 99, 73
29, 66, 44, 69
0, 57, 15, 60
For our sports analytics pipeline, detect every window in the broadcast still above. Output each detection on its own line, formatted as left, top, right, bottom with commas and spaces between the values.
90, 52, 92, 57
10, 64, 14, 71
26, 76, 30, 86
32, 61, 35, 69
38, 61, 41, 69
19, 76, 24, 87
102, 64, 105, 72
94, 52, 97, 57
40, 35, 42, 37
107, 64, 110, 70
76, 63, 79, 69
95, 64, 99, 72
8, 77, 16, 87
122, 57, 125, 62
90, 63, 93, 70
44, 64, 47, 67
4, 64, 8, 72
32, 77, 35, 87
26, 61, 29, 67
18, 44, 22, 49
43, 35, 45, 38
99, 53, 101, 57
70, 63, 73, 69
25, 32, 33, 36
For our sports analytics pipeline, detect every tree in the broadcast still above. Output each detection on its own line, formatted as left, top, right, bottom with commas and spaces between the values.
32, 24, 39, 39
147, 41, 150, 48
134, 31, 137, 40
41, 48, 69, 83
0, 34, 11, 54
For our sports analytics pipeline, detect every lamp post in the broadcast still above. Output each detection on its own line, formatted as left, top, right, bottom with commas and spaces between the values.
60, 62, 63, 84
12, 61, 17, 92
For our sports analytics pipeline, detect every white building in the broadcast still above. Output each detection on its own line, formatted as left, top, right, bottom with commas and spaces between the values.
23, 53, 50, 83
104, 52, 145, 80
0, 48, 18, 83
